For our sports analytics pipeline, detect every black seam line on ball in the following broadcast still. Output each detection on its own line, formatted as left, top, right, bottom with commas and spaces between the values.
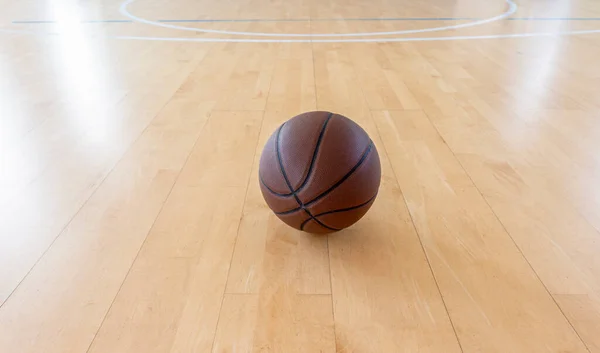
259, 175, 288, 196
275, 123, 304, 206
275, 140, 374, 215
258, 113, 333, 198
314, 192, 378, 218
300, 209, 340, 231
275, 122, 338, 231
305, 141, 373, 207
292, 112, 333, 193
298, 193, 378, 231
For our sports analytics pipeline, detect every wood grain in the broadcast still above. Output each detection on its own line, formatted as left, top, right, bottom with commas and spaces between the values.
374, 110, 589, 352
3, 0, 600, 351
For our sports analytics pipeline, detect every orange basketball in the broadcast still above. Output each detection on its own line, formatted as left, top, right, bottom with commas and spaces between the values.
259, 111, 381, 234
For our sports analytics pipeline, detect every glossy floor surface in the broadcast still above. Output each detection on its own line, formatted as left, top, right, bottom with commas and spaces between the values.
2, 0, 600, 351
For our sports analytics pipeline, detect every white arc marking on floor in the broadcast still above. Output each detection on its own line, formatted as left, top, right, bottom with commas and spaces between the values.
119, 0, 517, 37
111, 28, 600, 43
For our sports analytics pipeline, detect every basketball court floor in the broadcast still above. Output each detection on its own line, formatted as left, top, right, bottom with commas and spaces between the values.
2, 0, 600, 351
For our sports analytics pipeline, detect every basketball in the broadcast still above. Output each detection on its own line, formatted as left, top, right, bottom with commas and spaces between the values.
259, 111, 381, 234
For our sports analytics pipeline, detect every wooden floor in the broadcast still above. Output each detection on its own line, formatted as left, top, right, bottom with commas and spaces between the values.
2, 0, 600, 351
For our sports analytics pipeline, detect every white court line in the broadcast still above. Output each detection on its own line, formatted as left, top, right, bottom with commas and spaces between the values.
3, 23, 600, 43
2, 0, 600, 44
113, 28, 600, 42
119, 0, 517, 37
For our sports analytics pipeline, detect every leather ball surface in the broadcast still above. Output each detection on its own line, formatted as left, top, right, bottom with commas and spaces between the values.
259, 111, 381, 234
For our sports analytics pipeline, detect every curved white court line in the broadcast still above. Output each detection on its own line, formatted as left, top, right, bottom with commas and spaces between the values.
112, 27, 600, 42
3, 13, 600, 43
119, 0, 517, 37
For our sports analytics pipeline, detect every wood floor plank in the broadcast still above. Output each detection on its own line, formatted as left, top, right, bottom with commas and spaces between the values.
213, 50, 275, 111
216, 111, 335, 353
0, 47, 208, 305
87, 185, 248, 353
214, 293, 336, 353
373, 110, 589, 353
225, 51, 323, 296
86, 110, 262, 353
220, 215, 336, 352
4, 0, 600, 350
312, 45, 461, 353
265, 58, 316, 113
225, 111, 331, 296
373, 39, 600, 350
350, 44, 422, 110
556, 294, 600, 353
216, 48, 335, 350
212, 294, 260, 353
327, 149, 462, 353
0, 96, 215, 353
428, 107, 600, 352
223, 214, 336, 352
